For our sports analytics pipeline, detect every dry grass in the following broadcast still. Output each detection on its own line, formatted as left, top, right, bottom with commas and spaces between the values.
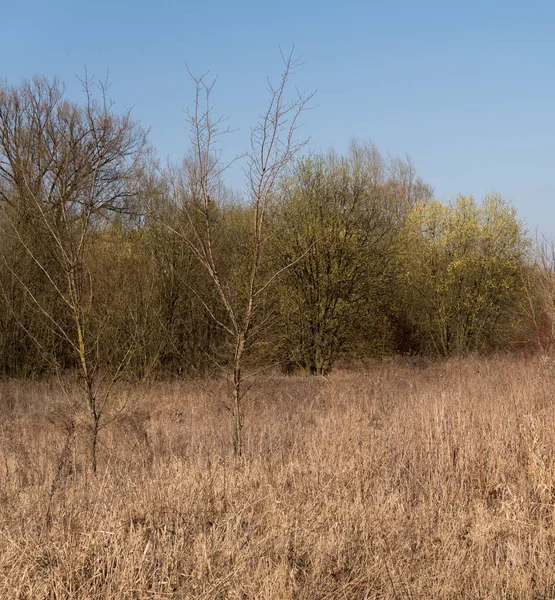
1, 356, 555, 598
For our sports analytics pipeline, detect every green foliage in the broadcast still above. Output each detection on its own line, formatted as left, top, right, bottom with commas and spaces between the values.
398, 194, 527, 356
272, 142, 420, 374
273, 154, 365, 374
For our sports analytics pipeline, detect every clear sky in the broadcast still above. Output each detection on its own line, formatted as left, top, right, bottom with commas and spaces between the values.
2, 0, 555, 234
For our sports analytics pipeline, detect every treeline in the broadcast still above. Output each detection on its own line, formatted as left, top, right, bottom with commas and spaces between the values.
0, 75, 551, 381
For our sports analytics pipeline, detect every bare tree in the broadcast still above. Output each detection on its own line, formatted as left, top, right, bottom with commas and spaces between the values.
520, 234, 555, 353
0, 75, 147, 472
166, 50, 314, 455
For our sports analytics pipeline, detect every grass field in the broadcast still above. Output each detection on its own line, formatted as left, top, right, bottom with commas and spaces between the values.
1, 356, 555, 598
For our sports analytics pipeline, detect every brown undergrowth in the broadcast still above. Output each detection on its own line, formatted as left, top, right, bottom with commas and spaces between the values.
1, 356, 555, 598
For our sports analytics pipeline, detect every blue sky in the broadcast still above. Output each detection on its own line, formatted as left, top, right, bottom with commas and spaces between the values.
2, 0, 555, 233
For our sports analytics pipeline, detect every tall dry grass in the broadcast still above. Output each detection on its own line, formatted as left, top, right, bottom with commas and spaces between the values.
1, 356, 555, 598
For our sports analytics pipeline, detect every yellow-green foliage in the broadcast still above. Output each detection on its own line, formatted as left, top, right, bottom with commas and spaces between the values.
272, 155, 363, 374
273, 150, 396, 374
400, 194, 527, 355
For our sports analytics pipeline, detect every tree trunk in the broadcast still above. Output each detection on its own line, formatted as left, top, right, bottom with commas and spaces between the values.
232, 333, 246, 457
87, 387, 100, 474
232, 374, 243, 457
91, 418, 99, 475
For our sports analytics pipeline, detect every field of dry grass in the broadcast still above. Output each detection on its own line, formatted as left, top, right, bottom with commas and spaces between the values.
1, 356, 555, 598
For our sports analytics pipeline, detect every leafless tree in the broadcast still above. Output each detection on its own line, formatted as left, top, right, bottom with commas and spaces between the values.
167, 49, 314, 455
0, 75, 147, 472
521, 234, 555, 353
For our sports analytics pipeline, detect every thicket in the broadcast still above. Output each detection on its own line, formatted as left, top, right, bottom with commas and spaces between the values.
0, 75, 550, 382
